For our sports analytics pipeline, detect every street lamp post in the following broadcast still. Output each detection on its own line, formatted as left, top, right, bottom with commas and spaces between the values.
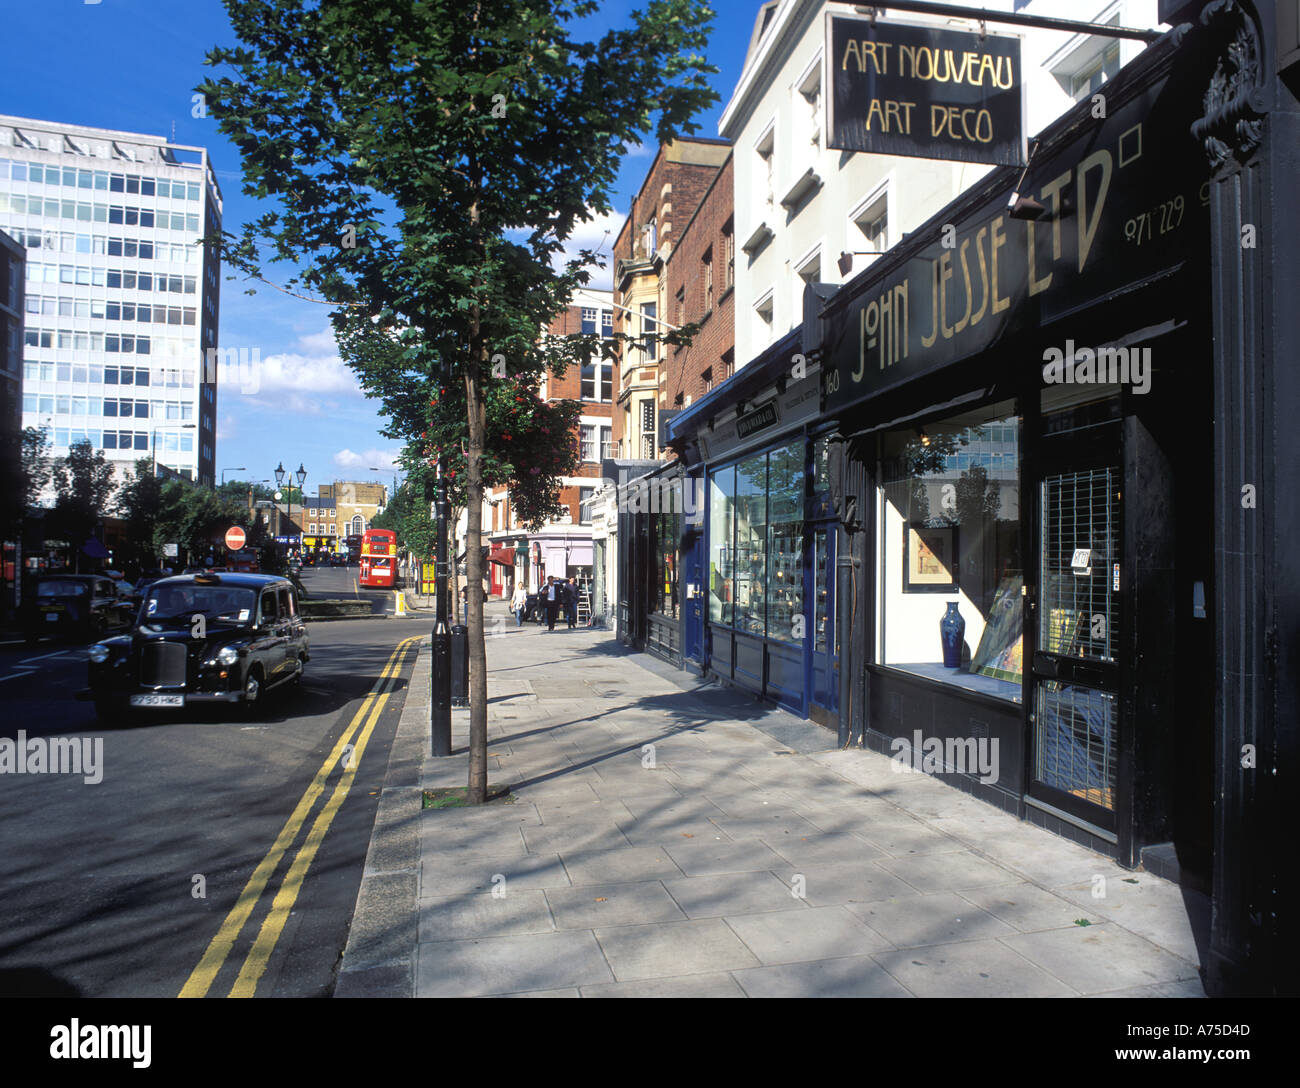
221, 466, 246, 486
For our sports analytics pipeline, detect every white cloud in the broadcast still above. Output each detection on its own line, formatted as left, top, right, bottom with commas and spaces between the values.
216, 327, 363, 403
333, 447, 400, 472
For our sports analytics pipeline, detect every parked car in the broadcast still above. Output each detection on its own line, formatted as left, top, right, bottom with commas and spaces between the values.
81, 572, 310, 721
24, 574, 135, 645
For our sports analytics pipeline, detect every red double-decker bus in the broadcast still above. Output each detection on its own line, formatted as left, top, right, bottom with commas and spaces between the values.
359, 528, 397, 588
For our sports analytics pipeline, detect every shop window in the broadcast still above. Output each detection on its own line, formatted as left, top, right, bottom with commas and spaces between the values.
708, 466, 735, 626
876, 399, 1023, 702
651, 511, 680, 620
765, 442, 805, 642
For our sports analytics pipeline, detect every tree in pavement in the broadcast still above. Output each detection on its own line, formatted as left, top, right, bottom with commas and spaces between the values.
199, 0, 718, 803
3, 425, 52, 544
50, 440, 117, 572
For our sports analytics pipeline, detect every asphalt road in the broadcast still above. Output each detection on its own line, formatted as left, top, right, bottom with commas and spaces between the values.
0, 577, 422, 999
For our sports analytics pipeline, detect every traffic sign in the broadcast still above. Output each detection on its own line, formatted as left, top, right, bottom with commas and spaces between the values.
224, 526, 247, 550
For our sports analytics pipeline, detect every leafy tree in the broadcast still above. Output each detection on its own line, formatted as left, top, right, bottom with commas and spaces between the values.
200, 0, 718, 802
50, 440, 117, 572
216, 479, 275, 508
115, 458, 166, 574
3, 426, 51, 539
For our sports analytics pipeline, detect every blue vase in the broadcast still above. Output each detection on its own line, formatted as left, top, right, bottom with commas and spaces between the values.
940, 602, 965, 668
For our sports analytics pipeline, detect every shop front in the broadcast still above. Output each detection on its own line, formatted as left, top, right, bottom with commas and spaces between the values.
660, 329, 839, 720
816, 26, 1217, 873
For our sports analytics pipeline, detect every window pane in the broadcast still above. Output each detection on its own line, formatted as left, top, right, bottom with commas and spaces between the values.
765, 442, 805, 642
734, 454, 766, 636
877, 399, 1022, 702
708, 467, 734, 626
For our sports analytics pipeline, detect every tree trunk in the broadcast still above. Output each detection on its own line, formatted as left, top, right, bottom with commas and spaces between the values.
466, 170, 489, 804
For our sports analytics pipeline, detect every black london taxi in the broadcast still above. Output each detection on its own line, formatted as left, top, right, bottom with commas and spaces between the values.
82, 572, 309, 720
24, 573, 135, 645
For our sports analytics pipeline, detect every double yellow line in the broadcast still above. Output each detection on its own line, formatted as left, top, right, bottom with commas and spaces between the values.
180, 635, 421, 998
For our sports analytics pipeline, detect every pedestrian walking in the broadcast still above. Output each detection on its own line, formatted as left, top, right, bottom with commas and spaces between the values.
545, 576, 559, 631
565, 576, 578, 629
510, 583, 528, 627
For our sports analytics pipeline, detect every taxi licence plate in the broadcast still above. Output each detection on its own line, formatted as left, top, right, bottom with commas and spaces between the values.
130, 694, 184, 707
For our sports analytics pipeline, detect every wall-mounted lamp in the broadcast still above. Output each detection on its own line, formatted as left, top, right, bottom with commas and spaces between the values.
837, 250, 887, 277
1007, 139, 1045, 220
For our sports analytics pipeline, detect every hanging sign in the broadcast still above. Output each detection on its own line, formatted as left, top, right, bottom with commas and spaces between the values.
827, 13, 1025, 166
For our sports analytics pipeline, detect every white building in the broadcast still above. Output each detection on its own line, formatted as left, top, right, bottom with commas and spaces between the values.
724, 0, 1162, 371
0, 115, 222, 488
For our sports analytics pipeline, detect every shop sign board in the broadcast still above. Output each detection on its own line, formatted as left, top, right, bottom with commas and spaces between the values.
827, 13, 1025, 166
822, 47, 1210, 416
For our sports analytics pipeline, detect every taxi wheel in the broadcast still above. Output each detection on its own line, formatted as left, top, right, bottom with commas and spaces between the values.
240, 667, 263, 718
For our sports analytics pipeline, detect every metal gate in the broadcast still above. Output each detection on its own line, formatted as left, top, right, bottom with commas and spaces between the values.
1031, 465, 1121, 819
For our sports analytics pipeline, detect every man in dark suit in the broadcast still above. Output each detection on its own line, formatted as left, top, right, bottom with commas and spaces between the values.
545, 576, 559, 631
565, 576, 579, 628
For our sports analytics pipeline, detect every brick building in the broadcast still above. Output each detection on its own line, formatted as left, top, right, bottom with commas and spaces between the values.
662, 152, 735, 413
481, 291, 614, 598
610, 138, 729, 461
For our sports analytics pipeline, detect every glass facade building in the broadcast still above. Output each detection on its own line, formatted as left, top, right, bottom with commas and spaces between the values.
0, 115, 222, 486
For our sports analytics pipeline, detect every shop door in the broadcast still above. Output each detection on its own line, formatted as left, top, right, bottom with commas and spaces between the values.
808, 524, 837, 713
1028, 457, 1122, 832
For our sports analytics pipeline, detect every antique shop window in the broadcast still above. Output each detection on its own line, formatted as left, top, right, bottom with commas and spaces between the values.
734, 452, 767, 636
708, 466, 734, 626
765, 440, 805, 643
875, 398, 1023, 702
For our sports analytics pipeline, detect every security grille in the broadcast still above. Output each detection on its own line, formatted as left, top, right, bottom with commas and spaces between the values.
1034, 464, 1121, 810
141, 641, 187, 687
1039, 467, 1118, 662
1034, 684, 1118, 810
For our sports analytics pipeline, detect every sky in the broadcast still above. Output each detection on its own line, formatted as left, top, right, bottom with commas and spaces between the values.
0, 0, 757, 497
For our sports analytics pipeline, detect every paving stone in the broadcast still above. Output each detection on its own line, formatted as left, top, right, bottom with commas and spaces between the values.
593, 918, 761, 981
725, 906, 892, 965
521, 821, 633, 856
709, 813, 821, 841
420, 852, 570, 897
732, 956, 913, 998
664, 840, 787, 877
795, 860, 924, 907
546, 882, 686, 929
418, 889, 555, 942
580, 973, 747, 997
857, 822, 970, 858
416, 930, 614, 997
872, 940, 1078, 997
958, 883, 1097, 933
764, 833, 888, 869
875, 850, 1018, 892
845, 892, 1018, 948
663, 871, 806, 919
999, 926, 1202, 994
560, 846, 684, 886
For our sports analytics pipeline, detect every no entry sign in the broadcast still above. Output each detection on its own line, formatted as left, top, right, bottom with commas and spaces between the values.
224, 526, 247, 550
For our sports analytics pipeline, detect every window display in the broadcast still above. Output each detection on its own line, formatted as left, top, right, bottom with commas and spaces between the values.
876, 399, 1022, 702
707, 439, 808, 642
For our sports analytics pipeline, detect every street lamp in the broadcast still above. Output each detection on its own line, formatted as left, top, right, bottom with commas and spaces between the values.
221, 466, 246, 486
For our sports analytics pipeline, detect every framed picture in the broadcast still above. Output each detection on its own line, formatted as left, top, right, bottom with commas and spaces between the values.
903, 523, 958, 592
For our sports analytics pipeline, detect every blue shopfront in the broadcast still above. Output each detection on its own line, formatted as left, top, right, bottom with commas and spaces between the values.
665, 329, 839, 725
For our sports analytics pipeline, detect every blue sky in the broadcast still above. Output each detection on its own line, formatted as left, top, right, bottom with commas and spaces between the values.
0, 0, 754, 495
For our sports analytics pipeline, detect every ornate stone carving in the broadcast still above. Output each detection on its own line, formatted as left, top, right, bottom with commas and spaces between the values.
1191, 0, 1267, 170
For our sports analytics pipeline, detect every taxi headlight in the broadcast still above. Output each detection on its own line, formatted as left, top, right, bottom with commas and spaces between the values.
217, 645, 239, 666
88, 643, 111, 664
